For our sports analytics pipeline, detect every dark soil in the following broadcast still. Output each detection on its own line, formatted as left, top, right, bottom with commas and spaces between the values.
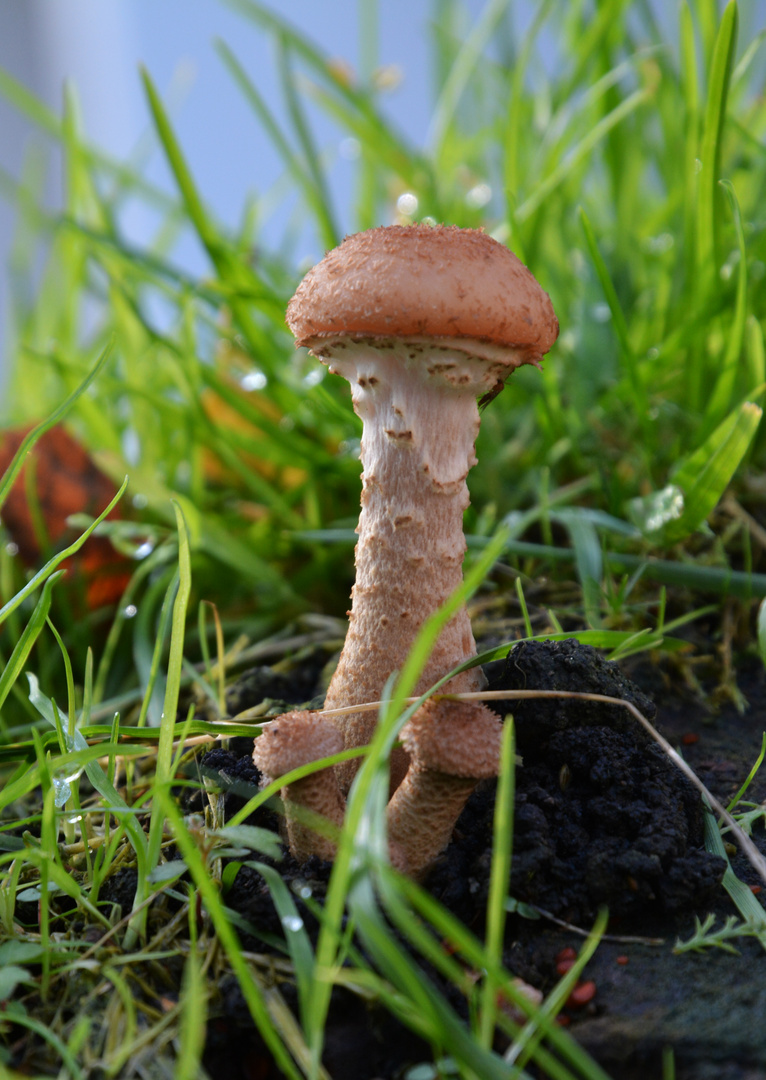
193, 639, 766, 1080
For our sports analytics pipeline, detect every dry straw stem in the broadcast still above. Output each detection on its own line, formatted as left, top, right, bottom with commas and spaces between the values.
320, 688, 766, 887
97, 688, 765, 883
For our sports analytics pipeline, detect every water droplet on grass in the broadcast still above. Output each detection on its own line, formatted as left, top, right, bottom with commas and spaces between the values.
52, 777, 72, 808
241, 371, 267, 391
397, 192, 418, 216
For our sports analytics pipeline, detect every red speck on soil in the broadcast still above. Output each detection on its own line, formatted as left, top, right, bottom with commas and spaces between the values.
567, 981, 597, 1009
616, 955, 629, 965
556, 958, 577, 976
556, 946, 578, 963
681, 733, 700, 745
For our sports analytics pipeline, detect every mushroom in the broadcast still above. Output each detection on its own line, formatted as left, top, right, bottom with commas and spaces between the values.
287, 224, 558, 795
252, 710, 345, 862
385, 697, 504, 875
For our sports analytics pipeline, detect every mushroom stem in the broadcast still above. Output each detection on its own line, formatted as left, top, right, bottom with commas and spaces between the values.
320, 346, 495, 795
388, 769, 478, 875
386, 697, 504, 875
252, 710, 345, 862
281, 774, 344, 862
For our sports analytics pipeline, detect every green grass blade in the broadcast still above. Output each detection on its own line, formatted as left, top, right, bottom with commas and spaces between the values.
506, 908, 610, 1073
759, 597, 766, 672
553, 510, 603, 628
176, 934, 208, 1080
1, 1006, 85, 1080
479, 717, 515, 1049
0, 571, 64, 715
579, 207, 646, 416
664, 400, 762, 543
695, 0, 738, 300
216, 38, 338, 250
0, 341, 113, 513
221, 0, 417, 177
139, 68, 271, 359
252, 860, 317, 1035
276, 35, 340, 249
158, 789, 305, 1080
703, 803, 766, 951
727, 733, 766, 813
747, 317, 766, 404
134, 568, 177, 728
348, 875, 513, 1079
427, 0, 511, 154
680, 2, 701, 286
139, 68, 220, 258
515, 85, 650, 222
704, 179, 749, 430
305, 527, 510, 1072
503, 0, 554, 223
376, 867, 611, 1079
0, 476, 128, 629
147, 502, 192, 871
0, 67, 61, 137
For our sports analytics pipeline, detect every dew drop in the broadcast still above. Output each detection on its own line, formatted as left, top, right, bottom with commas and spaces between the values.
52, 777, 72, 809
122, 429, 141, 466
303, 368, 324, 388
339, 137, 360, 161
466, 182, 492, 209
281, 915, 304, 933
290, 877, 310, 898
241, 371, 267, 391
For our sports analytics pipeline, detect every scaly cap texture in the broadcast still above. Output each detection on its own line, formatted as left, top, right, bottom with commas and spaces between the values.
287, 224, 559, 363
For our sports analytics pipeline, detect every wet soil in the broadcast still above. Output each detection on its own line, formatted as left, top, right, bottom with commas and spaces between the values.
193, 640, 766, 1080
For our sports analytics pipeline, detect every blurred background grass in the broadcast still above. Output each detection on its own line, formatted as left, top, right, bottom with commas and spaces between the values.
0, 0, 765, 712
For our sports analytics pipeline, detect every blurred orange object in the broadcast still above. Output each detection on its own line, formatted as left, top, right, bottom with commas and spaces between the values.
200, 381, 308, 491
0, 424, 131, 610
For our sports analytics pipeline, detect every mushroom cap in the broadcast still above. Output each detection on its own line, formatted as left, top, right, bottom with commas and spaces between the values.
253, 710, 343, 780
400, 697, 503, 779
286, 224, 558, 364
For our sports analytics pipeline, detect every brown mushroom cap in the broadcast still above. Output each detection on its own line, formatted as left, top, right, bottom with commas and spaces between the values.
253, 710, 343, 780
400, 697, 503, 778
286, 224, 559, 364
